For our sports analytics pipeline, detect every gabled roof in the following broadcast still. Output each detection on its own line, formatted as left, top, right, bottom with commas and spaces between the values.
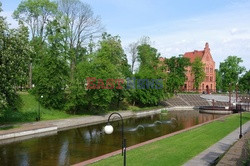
159, 43, 211, 63
184, 50, 204, 63
183, 42, 210, 63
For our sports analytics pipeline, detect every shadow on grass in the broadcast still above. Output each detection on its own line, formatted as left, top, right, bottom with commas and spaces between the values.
0, 109, 37, 125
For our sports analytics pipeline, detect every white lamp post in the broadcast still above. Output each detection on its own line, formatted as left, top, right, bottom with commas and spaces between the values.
36, 95, 43, 121
104, 112, 126, 166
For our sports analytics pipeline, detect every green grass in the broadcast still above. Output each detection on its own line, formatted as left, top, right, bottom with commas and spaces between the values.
92, 113, 250, 166
0, 92, 166, 125
0, 124, 20, 130
0, 92, 80, 124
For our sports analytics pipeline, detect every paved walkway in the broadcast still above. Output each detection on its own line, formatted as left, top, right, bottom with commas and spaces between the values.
0, 111, 133, 135
0, 108, 167, 141
200, 94, 236, 102
184, 121, 250, 166
217, 130, 250, 166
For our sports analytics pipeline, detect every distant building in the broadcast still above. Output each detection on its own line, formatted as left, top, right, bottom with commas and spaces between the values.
159, 43, 216, 93
183, 43, 216, 93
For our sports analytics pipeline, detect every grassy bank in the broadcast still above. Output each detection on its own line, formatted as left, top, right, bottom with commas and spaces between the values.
0, 92, 163, 125
92, 113, 250, 166
0, 92, 80, 124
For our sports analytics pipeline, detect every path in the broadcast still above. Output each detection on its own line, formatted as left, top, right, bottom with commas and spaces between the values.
183, 121, 250, 166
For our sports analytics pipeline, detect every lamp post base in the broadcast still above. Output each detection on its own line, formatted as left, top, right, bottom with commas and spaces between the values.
123, 138, 126, 166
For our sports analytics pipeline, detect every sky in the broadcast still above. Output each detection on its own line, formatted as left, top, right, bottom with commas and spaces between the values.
1, 0, 250, 70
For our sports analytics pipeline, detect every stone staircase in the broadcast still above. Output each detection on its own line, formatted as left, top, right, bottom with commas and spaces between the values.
163, 94, 210, 107
178, 94, 210, 106
161, 96, 189, 107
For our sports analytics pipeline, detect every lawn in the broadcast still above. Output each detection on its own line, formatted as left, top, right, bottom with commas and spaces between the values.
0, 92, 80, 124
0, 92, 165, 125
92, 113, 250, 166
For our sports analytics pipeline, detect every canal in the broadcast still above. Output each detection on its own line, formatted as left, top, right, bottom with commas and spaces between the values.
0, 110, 223, 165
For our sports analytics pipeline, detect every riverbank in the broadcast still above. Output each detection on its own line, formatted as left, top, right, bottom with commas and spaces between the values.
0, 92, 165, 125
78, 113, 250, 166
0, 107, 168, 141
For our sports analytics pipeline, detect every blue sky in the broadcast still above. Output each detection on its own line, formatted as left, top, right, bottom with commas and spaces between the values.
1, 0, 250, 70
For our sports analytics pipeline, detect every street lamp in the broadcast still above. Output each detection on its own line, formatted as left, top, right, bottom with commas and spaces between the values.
239, 104, 242, 139
104, 112, 126, 166
229, 83, 232, 110
235, 82, 238, 103
36, 95, 43, 121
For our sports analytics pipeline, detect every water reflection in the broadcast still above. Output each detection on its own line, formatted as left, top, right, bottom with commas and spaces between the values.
0, 110, 223, 165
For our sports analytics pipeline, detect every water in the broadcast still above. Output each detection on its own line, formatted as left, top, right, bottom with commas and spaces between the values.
0, 110, 223, 165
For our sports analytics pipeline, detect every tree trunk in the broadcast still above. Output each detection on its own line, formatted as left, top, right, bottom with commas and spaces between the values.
28, 63, 32, 89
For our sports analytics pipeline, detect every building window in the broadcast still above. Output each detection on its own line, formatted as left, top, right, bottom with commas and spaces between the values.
210, 76, 213, 82
210, 68, 213, 73
206, 76, 209, 81
211, 84, 212, 89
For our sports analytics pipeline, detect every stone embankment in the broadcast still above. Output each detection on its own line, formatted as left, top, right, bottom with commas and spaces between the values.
0, 108, 169, 141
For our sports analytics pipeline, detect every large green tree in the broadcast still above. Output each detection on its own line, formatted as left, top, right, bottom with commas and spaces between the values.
57, 0, 103, 82
165, 55, 190, 93
13, 0, 58, 89
33, 20, 69, 109
129, 43, 166, 106
13, 0, 58, 40
219, 56, 245, 91
239, 70, 250, 94
215, 69, 222, 92
66, 33, 131, 113
191, 57, 206, 90
0, 3, 31, 111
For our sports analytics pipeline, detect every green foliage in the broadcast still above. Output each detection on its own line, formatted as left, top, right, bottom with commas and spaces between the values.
129, 43, 166, 106
215, 69, 222, 91
100, 33, 131, 78
191, 57, 206, 90
33, 20, 69, 109
239, 70, 250, 93
165, 55, 190, 93
219, 56, 246, 91
0, 92, 79, 124
0, 12, 31, 111
13, 0, 58, 39
66, 33, 131, 113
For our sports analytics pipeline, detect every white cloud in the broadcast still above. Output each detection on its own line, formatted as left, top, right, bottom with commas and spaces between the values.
122, 1, 250, 70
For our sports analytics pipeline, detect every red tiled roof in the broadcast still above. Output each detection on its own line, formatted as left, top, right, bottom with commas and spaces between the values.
184, 50, 204, 63
159, 57, 165, 62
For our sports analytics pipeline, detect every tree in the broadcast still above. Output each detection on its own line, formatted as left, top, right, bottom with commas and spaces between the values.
239, 70, 250, 94
165, 55, 190, 93
128, 42, 138, 73
219, 56, 246, 91
191, 57, 206, 90
33, 20, 69, 109
57, 0, 103, 81
13, 0, 58, 40
129, 43, 166, 106
13, 0, 58, 89
0, 4, 31, 110
215, 69, 222, 92
66, 33, 131, 113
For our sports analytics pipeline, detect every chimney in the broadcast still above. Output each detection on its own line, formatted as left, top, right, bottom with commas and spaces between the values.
204, 42, 210, 51
205, 42, 209, 49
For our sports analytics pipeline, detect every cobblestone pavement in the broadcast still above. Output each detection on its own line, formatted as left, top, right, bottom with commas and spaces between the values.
217, 131, 250, 166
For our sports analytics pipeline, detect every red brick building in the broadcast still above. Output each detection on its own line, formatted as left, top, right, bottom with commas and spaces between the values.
183, 43, 216, 93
